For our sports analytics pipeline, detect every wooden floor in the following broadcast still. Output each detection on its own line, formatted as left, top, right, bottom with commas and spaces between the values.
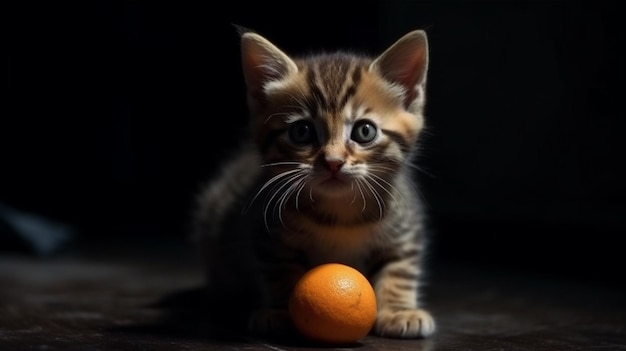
1, 237, 624, 351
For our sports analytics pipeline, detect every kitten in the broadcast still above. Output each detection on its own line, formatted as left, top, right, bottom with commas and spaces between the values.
193, 29, 435, 339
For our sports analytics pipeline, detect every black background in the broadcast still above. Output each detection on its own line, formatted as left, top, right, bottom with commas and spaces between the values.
5, 2, 624, 287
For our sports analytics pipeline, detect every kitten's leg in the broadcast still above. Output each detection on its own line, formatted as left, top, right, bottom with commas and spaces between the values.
372, 258, 436, 338
247, 261, 305, 336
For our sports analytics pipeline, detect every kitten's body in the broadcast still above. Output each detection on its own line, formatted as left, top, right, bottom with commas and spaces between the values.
194, 30, 435, 338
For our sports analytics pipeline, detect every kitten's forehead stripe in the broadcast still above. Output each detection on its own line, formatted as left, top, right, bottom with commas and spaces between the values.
305, 67, 327, 117
338, 66, 362, 110
301, 54, 367, 115
258, 53, 421, 160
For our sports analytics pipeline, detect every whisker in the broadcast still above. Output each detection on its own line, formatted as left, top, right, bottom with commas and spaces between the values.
368, 164, 396, 172
369, 164, 428, 210
355, 179, 367, 212
260, 161, 306, 168
288, 89, 313, 114
405, 161, 436, 179
294, 176, 310, 212
368, 173, 406, 208
350, 181, 357, 205
264, 111, 297, 124
244, 168, 301, 213
284, 92, 309, 112
265, 172, 305, 230
264, 99, 310, 124
361, 177, 384, 219
275, 173, 308, 227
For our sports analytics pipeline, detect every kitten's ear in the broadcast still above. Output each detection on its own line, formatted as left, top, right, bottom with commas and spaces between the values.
370, 30, 429, 111
240, 32, 298, 100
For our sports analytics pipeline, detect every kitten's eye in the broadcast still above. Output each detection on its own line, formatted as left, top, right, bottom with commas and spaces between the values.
288, 121, 316, 144
351, 120, 377, 144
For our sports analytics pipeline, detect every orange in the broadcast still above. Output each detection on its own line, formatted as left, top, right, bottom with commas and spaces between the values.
288, 263, 377, 344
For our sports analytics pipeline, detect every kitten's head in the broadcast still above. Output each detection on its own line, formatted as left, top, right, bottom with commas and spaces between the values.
240, 30, 429, 218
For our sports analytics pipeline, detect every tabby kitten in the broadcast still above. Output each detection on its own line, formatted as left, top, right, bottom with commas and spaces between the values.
194, 29, 435, 339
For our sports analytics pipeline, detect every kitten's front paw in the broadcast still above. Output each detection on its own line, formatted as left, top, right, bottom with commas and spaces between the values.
374, 308, 436, 338
247, 308, 293, 336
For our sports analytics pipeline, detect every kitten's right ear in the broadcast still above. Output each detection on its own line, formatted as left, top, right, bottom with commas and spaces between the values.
370, 30, 429, 112
240, 32, 298, 100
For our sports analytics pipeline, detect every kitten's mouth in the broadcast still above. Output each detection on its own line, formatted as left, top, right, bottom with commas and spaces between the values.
311, 173, 355, 200
321, 177, 347, 186
321, 171, 348, 182
318, 173, 351, 190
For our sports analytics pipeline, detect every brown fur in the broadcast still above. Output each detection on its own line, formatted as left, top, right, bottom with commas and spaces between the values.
193, 29, 435, 338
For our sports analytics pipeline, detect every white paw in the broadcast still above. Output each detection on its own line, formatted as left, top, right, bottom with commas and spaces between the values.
375, 308, 436, 338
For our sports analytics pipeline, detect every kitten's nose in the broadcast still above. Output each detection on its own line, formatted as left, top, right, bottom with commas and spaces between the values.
325, 158, 345, 173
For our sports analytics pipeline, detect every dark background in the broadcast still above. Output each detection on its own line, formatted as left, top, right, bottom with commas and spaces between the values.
4, 2, 624, 287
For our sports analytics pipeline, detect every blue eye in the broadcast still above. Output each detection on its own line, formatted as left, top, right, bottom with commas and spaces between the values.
289, 121, 316, 144
351, 120, 377, 143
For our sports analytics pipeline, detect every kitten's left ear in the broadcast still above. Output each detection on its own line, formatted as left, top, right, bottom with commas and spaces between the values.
370, 30, 429, 112
240, 32, 298, 101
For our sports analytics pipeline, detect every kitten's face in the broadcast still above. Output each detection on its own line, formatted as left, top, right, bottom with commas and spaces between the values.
241, 31, 428, 214
257, 59, 421, 204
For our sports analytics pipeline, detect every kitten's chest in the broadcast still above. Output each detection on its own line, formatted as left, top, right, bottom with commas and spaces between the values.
286, 223, 385, 270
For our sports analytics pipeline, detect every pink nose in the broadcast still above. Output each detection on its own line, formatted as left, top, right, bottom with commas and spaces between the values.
325, 159, 344, 172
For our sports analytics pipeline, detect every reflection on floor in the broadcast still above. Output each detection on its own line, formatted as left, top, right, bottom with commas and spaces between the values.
0, 237, 624, 351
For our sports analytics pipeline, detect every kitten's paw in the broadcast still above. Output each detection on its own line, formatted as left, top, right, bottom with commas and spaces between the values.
247, 308, 293, 336
374, 308, 436, 338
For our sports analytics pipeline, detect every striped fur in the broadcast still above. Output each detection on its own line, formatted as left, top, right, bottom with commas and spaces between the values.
194, 29, 435, 338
